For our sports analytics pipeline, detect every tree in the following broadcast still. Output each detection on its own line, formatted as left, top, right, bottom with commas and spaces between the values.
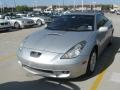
101, 5, 113, 11
16, 5, 33, 12
64, 6, 69, 11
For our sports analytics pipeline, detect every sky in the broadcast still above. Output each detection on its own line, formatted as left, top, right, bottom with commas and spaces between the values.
0, 0, 120, 7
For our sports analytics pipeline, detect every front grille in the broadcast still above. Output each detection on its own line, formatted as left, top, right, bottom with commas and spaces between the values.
5, 22, 9, 25
27, 21, 33, 24
24, 65, 53, 74
0, 22, 9, 25
30, 51, 41, 58
1, 23, 4, 25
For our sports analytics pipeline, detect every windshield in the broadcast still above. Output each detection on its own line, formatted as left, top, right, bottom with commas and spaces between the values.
28, 14, 38, 17
47, 15, 94, 31
9, 15, 21, 19
0, 15, 4, 19
21, 14, 27, 17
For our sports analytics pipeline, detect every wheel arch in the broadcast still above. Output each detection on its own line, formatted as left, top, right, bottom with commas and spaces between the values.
86, 44, 98, 75
36, 19, 42, 24
94, 45, 98, 56
14, 21, 21, 29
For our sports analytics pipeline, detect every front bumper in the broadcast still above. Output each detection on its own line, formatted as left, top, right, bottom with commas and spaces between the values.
21, 23, 35, 28
0, 26, 11, 31
17, 48, 89, 78
18, 60, 88, 78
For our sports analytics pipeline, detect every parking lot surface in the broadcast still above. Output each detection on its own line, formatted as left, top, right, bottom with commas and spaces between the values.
0, 14, 120, 90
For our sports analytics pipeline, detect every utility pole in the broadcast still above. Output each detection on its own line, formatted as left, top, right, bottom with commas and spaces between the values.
58, 0, 60, 8
63, 0, 64, 10
33, 0, 37, 9
3, 0, 7, 13
0, 4, 2, 13
93, 2, 96, 11
15, 0, 17, 12
90, 2, 92, 10
0, 0, 3, 13
74, 0, 76, 11
35, 0, 38, 9
4, 0, 7, 7
14, 0, 16, 8
12, 0, 16, 12
82, 0, 84, 12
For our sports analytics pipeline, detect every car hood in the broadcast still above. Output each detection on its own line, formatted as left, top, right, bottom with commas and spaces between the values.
16, 18, 32, 21
26, 17, 39, 19
0, 19, 8, 23
39, 16, 50, 19
24, 17, 41, 21
23, 29, 93, 53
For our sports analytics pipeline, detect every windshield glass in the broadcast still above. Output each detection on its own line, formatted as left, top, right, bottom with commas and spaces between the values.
0, 15, 4, 19
9, 15, 21, 19
21, 14, 27, 17
28, 14, 38, 17
47, 15, 94, 31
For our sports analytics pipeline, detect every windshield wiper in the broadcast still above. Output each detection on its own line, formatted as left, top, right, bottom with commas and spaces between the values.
46, 27, 93, 32
64, 28, 93, 32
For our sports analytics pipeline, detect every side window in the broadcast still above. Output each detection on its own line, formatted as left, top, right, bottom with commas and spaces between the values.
5, 16, 10, 20
96, 15, 108, 29
5, 16, 8, 20
7, 17, 9, 20
96, 15, 102, 29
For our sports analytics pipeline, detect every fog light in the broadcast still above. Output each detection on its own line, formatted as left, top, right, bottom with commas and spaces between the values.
62, 71, 69, 74
18, 61, 22, 66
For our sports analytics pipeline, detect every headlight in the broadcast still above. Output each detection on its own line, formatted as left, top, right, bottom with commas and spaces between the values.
8, 22, 11, 25
22, 21, 26, 23
18, 42, 24, 53
61, 41, 87, 59
19, 46, 23, 52
40, 19, 45, 23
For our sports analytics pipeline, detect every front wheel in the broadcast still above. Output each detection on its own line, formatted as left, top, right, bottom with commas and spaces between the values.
86, 49, 97, 75
36, 20, 42, 26
108, 31, 113, 46
14, 22, 20, 29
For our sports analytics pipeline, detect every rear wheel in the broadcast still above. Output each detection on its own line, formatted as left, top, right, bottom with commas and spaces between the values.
14, 22, 20, 29
36, 20, 42, 26
86, 48, 97, 75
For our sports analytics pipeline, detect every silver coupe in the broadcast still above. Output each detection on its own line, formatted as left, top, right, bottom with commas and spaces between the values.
2, 15, 35, 29
17, 12, 114, 78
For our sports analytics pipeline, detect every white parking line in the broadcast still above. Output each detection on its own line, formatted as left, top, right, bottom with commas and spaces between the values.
110, 72, 120, 83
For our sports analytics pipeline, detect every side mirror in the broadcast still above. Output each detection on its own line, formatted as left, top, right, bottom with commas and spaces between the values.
98, 27, 108, 32
5, 17, 8, 20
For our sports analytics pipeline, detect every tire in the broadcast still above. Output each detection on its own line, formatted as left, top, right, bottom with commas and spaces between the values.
108, 31, 113, 46
14, 22, 20, 29
86, 48, 97, 75
36, 20, 42, 26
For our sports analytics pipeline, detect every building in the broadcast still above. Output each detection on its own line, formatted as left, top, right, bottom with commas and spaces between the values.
113, 4, 120, 10
33, 8, 42, 12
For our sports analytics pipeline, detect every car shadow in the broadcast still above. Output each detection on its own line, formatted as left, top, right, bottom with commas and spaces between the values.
0, 78, 81, 90
69, 36, 120, 81
0, 28, 21, 33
